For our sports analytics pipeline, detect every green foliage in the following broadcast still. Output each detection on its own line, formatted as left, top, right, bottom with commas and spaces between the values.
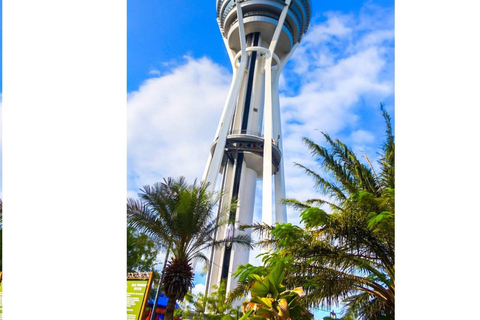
300, 207, 329, 229
127, 226, 159, 272
234, 263, 271, 283
238, 262, 313, 320
181, 281, 242, 320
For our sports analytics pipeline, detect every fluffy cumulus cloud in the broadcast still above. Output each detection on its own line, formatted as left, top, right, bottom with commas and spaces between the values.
128, 57, 231, 192
127, 3, 394, 254
191, 283, 206, 296
279, 4, 394, 222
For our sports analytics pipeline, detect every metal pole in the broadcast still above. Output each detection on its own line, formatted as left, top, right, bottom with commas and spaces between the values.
262, 0, 292, 236
150, 242, 171, 320
203, 0, 249, 190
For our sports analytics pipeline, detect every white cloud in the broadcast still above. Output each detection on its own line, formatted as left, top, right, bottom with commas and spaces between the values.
191, 283, 206, 296
128, 57, 231, 192
351, 129, 375, 144
304, 12, 353, 47
277, 9, 394, 221
148, 68, 161, 76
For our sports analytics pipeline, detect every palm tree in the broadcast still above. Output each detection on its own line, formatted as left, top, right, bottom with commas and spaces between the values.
128, 177, 252, 320
233, 105, 394, 319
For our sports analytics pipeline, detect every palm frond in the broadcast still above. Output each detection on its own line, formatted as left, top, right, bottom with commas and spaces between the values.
379, 104, 395, 190
295, 163, 347, 202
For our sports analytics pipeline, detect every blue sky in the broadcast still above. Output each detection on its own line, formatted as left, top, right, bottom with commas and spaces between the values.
127, 0, 393, 92
127, 0, 394, 318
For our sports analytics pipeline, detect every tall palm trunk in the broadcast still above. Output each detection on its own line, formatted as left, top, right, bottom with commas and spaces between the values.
164, 296, 177, 320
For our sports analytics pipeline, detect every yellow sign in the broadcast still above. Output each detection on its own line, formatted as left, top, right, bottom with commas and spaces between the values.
127, 272, 153, 320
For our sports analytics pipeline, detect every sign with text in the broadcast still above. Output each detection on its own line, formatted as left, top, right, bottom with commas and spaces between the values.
127, 272, 153, 320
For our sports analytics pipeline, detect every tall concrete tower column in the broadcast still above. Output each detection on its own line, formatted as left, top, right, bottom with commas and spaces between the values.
203, 0, 312, 294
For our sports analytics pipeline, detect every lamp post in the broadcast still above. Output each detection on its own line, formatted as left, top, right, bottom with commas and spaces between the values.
150, 243, 171, 320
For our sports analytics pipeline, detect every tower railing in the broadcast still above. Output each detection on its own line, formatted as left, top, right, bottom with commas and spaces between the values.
227, 129, 279, 147
228, 129, 263, 137
211, 130, 281, 148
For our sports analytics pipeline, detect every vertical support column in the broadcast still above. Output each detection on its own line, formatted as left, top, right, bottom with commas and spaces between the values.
271, 70, 287, 224
228, 164, 257, 292
202, 68, 237, 182
272, 42, 299, 224
207, 158, 236, 293
203, 0, 249, 191
262, 62, 274, 227
262, 0, 291, 228
202, 64, 246, 191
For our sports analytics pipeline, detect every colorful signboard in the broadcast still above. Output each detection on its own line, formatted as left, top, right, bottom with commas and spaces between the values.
127, 272, 153, 320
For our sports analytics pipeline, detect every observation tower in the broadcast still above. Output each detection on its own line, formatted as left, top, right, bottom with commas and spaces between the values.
203, 0, 312, 294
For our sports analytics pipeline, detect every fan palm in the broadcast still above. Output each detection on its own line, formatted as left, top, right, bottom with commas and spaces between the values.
128, 177, 252, 320
233, 105, 394, 319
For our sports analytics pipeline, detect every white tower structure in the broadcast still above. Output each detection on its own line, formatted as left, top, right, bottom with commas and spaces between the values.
203, 0, 312, 293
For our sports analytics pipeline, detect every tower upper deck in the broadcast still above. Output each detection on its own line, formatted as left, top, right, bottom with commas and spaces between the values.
216, 0, 312, 59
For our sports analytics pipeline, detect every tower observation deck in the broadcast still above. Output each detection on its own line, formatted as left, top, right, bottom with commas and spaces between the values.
217, 0, 311, 60
204, 0, 312, 296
